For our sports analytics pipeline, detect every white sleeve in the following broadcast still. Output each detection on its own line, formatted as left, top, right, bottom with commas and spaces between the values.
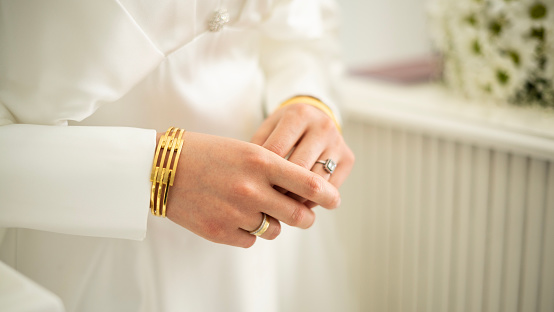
259, 0, 343, 121
0, 124, 155, 240
0, 0, 164, 240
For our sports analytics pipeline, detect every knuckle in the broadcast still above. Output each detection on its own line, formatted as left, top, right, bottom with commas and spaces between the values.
267, 222, 281, 240
349, 148, 356, 164
294, 157, 312, 170
330, 192, 341, 209
289, 205, 306, 227
319, 117, 336, 133
231, 182, 257, 199
245, 148, 271, 171
341, 148, 355, 168
343, 144, 355, 162
305, 214, 316, 229
202, 221, 226, 242
265, 141, 288, 156
241, 237, 256, 249
293, 103, 312, 117
305, 174, 324, 197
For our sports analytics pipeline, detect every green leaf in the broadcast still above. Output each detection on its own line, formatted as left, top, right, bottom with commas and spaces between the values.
529, 3, 547, 19
496, 70, 510, 85
472, 40, 482, 55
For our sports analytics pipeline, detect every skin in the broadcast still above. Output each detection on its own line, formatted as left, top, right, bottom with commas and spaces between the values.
162, 102, 355, 248
252, 102, 355, 207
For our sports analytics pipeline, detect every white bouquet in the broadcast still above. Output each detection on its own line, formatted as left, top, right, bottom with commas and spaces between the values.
428, 0, 554, 107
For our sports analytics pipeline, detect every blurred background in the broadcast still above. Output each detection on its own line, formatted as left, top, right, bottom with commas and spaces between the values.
334, 0, 554, 311
339, 0, 431, 69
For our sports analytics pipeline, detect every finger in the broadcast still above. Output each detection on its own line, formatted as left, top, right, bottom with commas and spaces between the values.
242, 214, 281, 240
287, 130, 328, 171
268, 156, 341, 209
328, 158, 353, 189
291, 150, 335, 208
261, 189, 316, 229
311, 153, 335, 180
328, 144, 355, 189
262, 115, 306, 157
201, 222, 257, 248
284, 129, 335, 205
302, 167, 346, 208
230, 229, 258, 248
250, 113, 280, 146
305, 147, 355, 208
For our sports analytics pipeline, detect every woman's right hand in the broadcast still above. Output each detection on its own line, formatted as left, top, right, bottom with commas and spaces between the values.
162, 132, 341, 248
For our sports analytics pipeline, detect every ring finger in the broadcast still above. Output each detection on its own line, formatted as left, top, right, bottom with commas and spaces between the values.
284, 133, 329, 202
287, 131, 328, 173
302, 150, 338, 207
243, 213, 281, 240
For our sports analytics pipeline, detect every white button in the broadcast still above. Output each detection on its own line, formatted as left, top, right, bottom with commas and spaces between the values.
208, 9, 230, 32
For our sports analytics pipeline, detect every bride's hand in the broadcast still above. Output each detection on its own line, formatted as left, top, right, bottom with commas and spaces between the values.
163, 132, 341, 248
251, 103, 354, 208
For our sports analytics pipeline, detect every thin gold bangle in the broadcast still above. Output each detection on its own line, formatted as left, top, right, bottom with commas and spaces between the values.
156, 128, 177, 216
169, 129, 185, 186
150, 128, 172, 215
161, 128, 185, 217
278, 95, 341, 133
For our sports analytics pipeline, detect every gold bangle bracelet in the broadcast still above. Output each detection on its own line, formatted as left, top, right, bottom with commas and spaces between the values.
169, 129, 185, 186
277, 95, 342, 133
150, 127, 186, 217
161, 128, 185, 217
150, 128, 172, 216
156, 128, 177, 216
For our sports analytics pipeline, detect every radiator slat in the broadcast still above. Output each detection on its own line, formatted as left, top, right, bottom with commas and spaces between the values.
449, 144, 473, 312
466, 148, 491, 312
501, 155, 527, 312
388, 131, 406, 312
432, 141, 455, 312
483, 151, 509, 312
364, 124, 378, 312
539, 165, 554, 312
371, 128, 391, 311
417, 136, 440, 312
520, 160, 548, 312
400, 133, 422, 312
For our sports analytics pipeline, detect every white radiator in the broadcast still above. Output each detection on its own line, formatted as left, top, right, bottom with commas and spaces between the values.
338, 79, 554, 312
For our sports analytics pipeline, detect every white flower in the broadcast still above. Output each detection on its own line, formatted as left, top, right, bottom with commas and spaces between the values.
428, 0, 554, 107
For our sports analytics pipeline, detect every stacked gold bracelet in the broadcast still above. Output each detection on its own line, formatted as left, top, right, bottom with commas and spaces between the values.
278, 95, 342, 133
150, 127, 185, 217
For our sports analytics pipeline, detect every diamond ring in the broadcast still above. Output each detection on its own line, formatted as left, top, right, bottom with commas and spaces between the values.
315, 158, 337, 174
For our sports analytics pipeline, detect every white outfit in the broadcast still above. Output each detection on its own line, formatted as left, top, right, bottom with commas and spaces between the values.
0, 0, 351, 311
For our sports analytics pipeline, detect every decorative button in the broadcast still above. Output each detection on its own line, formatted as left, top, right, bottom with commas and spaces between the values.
208, 9, 230, 32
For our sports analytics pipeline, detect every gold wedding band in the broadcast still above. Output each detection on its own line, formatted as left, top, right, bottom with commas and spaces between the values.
249, 213, 270, 236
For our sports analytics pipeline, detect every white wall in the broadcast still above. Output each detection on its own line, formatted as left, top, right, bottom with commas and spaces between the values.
337, 0, 433, 68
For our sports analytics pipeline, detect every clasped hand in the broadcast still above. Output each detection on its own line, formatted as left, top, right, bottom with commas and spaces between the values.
165, 103, 354, 247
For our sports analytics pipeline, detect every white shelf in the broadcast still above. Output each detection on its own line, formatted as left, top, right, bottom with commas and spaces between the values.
340, 76, 554, 161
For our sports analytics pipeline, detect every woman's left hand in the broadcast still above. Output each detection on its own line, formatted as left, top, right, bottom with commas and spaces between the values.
251, 102, 355, 208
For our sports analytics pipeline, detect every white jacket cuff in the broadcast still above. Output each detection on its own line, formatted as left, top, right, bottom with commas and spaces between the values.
0, 124, 155, 240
